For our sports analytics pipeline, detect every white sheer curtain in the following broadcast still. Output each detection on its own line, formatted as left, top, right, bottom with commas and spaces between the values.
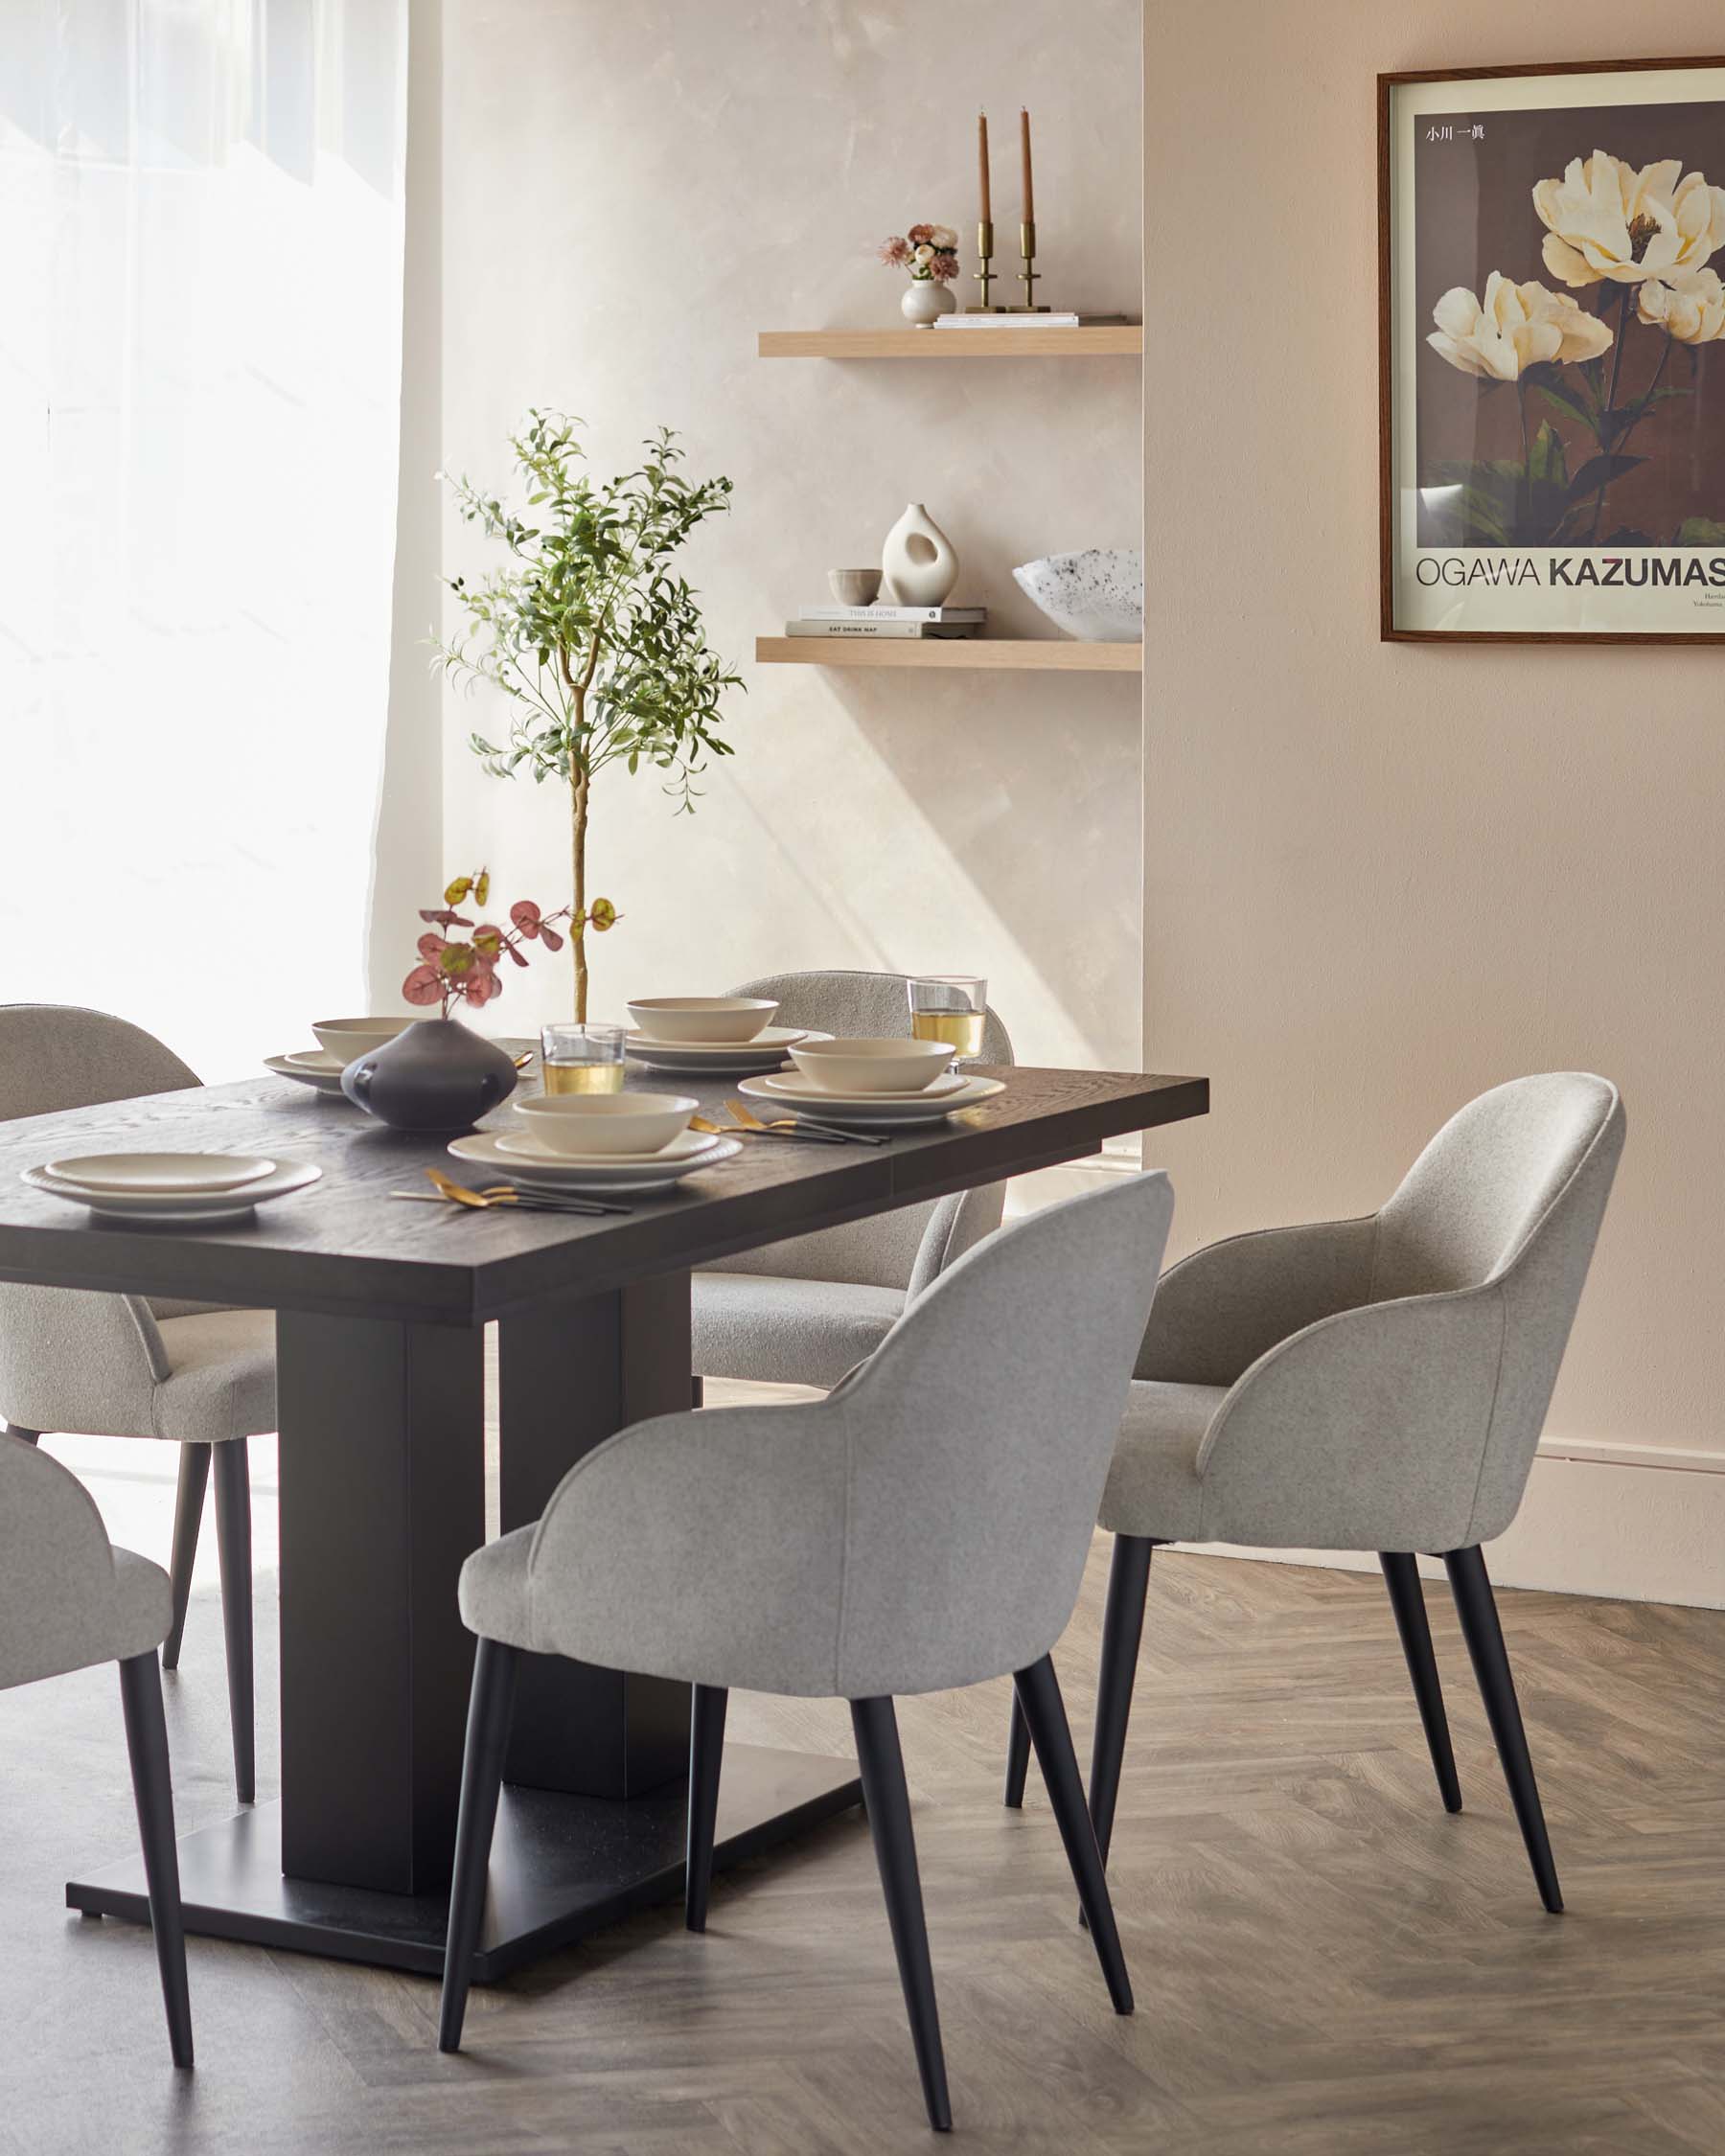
0, 1, 407, 1080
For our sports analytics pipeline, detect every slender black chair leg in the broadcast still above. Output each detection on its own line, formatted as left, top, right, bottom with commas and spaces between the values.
162, 1443, 211, 1673
1443, 1547, 1562, 1914
118, 1651, 194, 2069
1014, 1656, 1135, 2014
439, 1639, 519, 2053
850, 1697, 952, 2133
1090, 1535, 1157, 1866
211, 1438, 254, 1803
1380, 1551, 1462, 1814
5, 1424, 39, 1445
685, 1684, 728, 1931
1002, 1692, 1031, 1808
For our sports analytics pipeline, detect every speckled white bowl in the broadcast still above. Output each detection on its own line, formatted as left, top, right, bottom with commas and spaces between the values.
1012, 548, 1143, 643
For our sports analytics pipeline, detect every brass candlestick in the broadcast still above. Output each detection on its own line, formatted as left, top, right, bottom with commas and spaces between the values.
971, 218, 999, 311
1013, 218, 1049, 311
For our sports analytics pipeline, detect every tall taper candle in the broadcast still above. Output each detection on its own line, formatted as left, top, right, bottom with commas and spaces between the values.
1020, 105, 1034, 221
978, 110, 992, 222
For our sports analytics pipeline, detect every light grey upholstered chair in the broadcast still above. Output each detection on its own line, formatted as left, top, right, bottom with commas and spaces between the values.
690, 971, 1014, 1392
1003, 1073, 1623, 1921
1, 1430, 192, 2064
0, 1006, 276, 1801
440, 1170, 1177, 2133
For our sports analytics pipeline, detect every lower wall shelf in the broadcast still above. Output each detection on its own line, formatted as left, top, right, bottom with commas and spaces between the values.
755, 636, 1141, 674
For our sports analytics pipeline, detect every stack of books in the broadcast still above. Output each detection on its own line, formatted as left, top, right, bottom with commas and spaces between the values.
783, 605, 984, 641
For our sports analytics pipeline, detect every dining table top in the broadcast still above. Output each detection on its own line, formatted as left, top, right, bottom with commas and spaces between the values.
0, 1063, 1208, 1326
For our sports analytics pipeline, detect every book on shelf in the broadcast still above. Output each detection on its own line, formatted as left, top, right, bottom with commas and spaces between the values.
934, 312, 1136, 330
798, 604, 985, 623
784, 618, 981, 640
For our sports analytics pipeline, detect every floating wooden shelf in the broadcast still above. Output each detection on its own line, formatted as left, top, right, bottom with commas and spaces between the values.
758, 327, 1141, 360
756, 636, 1141, 674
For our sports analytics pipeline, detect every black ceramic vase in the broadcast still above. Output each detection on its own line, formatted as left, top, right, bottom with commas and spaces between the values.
340, 1018, 518, 1135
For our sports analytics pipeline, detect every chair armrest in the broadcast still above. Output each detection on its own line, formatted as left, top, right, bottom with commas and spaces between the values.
0, 1434, 121, 1688
0, 1285, 170, 1438
525, 1400, 852, 1696
1193, 1285, 1507, 1552
907, 1182, 1007, 1302
1135, 1214, 1379, 1385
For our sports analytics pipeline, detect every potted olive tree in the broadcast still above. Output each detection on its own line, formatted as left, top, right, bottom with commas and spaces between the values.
437, 411, 743, 1019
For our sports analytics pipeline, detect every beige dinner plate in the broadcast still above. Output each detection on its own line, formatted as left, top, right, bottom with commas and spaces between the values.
759, 1069, 972, 1107
743, 1072, 1005, 1120
44, 1151, 279, 1195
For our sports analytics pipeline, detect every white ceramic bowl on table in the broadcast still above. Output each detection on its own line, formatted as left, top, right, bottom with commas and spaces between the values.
514, 1090, 698, 1158
788, 1038, 954, 1094
313, 1017, 413, 1063
626, 997, 779, 1044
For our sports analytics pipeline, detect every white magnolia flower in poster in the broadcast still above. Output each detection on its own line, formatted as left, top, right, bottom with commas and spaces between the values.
1636, 266, 1725, 344
1427, 272, 1615, 379
1533, 151, 1725, 287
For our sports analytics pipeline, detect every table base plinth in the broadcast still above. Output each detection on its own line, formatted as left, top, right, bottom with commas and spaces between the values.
66, 1743, 862, 1982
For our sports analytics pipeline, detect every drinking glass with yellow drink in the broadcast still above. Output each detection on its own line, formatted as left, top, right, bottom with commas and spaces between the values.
540, 1021, 627, 1094
907, 976, 987, 1068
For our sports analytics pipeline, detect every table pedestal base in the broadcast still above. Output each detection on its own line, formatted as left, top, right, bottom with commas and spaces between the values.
66, 1744, 862, 1982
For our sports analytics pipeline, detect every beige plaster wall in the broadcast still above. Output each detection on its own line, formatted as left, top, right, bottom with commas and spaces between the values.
434, 0, 1144, 1070
1144, 2, 1725, 1470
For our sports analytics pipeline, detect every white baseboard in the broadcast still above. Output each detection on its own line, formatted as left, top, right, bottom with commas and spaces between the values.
1191, 1442, 1725, 1610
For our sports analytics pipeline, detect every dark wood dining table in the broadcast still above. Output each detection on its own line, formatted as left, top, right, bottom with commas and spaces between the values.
0, 1059, 1207, 1980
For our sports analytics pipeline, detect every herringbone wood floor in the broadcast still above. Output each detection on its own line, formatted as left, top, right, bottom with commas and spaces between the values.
1, 1380, 1721, 2154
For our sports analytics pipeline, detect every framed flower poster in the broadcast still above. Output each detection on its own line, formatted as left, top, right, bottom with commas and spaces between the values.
1381, 57, 1725, 641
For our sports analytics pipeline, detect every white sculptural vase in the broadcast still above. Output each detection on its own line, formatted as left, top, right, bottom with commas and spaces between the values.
900, 278, 956, 327
882, 502, 959, 608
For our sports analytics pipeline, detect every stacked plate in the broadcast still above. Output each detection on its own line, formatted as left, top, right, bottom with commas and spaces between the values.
448, 1128, 742, 1197
624, 1025, 831, 1079
22, 1152, 322, 1225
735, 1070, 1005, 1133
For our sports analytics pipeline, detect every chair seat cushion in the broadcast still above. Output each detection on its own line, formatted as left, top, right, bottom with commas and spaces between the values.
1098, 1380, 1229, 1542
691, 1273, 905, 1388
111, 1547, 173, 1662
151, 1310, 276, 1443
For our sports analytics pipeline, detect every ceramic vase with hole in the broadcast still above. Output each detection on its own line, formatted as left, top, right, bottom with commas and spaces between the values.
881, 502, 960, 608
900, 278, 956, 328
339, 1017, 518, 1135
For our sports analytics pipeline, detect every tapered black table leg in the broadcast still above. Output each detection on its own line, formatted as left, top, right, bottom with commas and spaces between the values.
1003, 1692, 1031, 1808
162, 1443, 210, 1673
1015, 1656, 1134, 2014
118, 1651, 193, 2069
439, 1640, 519, 2053
1380, 1551, 1462, 1814
5, 1424, 39, 1445
685, 1685, 728, 1932
851, 1697, 952, 2133
213, 1438, 254, 1803
1443, 1548, 1562, 1914
1090, 1536, 1156, 1864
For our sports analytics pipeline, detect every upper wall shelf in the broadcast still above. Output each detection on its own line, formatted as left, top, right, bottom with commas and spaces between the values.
758, 327, 1142, 360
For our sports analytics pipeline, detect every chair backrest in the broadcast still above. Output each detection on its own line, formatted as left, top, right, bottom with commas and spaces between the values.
0, 1434, 129, 1689
828, 1169, 1174, 1696
705, 970, 1015, 1291
1372, 1072, 1624, 1540
0, 1004, 198, 1119
0, 1007, 194, 1435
